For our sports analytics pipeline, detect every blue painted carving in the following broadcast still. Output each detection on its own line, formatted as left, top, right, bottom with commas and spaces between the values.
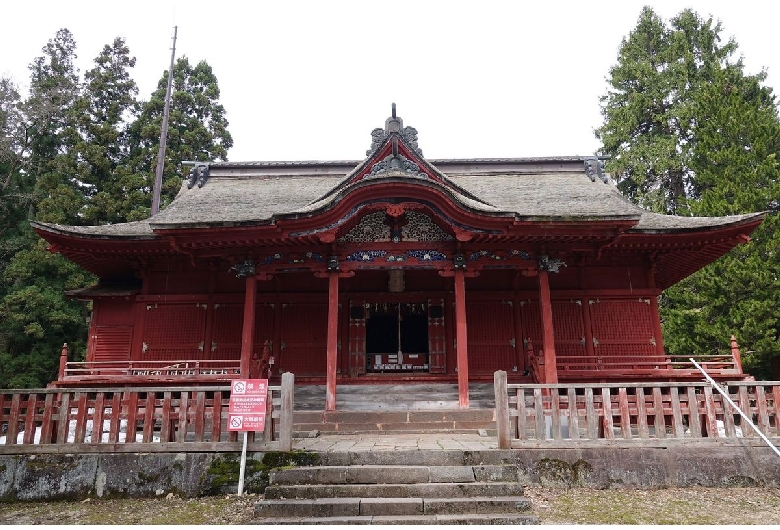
289, 251, 325, 264
346, 250, 388, 262
407, 250, 447, 261
263, 253, 284, 265
387, 254, 407, 262
468, 250, 505, 261
510, 250, 531, 260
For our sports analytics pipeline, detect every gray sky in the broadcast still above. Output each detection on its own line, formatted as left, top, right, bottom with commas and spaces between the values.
3, 1, 779, 162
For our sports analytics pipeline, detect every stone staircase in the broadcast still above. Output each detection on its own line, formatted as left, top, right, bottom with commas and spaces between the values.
252, 459, 538, 524
293, 383, 499, 435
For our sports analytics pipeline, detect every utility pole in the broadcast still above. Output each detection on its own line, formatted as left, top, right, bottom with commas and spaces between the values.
151, 26, 178, 216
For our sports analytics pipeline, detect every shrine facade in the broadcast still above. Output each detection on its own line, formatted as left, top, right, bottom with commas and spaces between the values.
33, 108, 764, 409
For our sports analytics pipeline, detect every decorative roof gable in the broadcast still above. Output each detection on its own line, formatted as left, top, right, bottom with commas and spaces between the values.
310, 104, 493, 210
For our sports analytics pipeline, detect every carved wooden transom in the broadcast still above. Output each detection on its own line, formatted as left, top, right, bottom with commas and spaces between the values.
338, 212, 391, 243
338, 210, 454, 243
401, 211, 453, 241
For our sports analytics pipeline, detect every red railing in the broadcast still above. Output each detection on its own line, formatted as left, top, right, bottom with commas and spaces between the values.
494, 375, 780, 447
60, 359, 242, 380
526, 336, 745, 382
0, 374, 294, 454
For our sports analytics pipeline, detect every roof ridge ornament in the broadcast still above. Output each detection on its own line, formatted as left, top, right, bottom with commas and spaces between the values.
367, 153, 426, 179
366, 103, 424, 156
584, 157, 607, 183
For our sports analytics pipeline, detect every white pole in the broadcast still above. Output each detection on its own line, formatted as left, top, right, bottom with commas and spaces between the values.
237, 431, 248, 495
690, 358, 780, 458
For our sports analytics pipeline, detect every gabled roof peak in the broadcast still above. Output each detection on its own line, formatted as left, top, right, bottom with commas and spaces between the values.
367, 103, 423, 156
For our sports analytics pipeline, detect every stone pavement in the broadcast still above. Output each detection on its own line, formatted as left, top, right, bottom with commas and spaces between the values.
291, 432, 498, 452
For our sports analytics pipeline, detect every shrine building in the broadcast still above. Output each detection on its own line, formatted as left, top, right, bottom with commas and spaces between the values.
33, 108, 764, 409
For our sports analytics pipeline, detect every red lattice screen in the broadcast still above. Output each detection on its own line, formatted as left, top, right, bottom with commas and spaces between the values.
90, 326, 133, 363
428, 299, 446, 374
466, 300, 516, 374
210, 304, 242, 361
552, 300, 587, 358
252, 303, 276, 357
348, 299, 367, 377
279, 303, 327, 376
590, 299, 658, 361
142, 303, 207, 361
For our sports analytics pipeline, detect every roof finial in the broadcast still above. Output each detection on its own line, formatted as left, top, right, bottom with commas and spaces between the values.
385, 104, 403, 134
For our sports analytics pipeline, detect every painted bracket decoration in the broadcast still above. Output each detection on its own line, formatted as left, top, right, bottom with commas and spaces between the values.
231, 259, 256, 278
346, 250, 388, 262
407, 250, 447, 261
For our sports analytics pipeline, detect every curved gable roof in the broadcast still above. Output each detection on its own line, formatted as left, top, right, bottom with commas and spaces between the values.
31, 109, 764, 240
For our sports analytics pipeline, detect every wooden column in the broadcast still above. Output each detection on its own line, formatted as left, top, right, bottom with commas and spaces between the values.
512, 297, 525, 373
239, 274, 257, 377
538, 268, 558, 384
454, 268, 470, 407
326, 271, 340, 411
647, 272, 666, 358
582, 297, 595, 358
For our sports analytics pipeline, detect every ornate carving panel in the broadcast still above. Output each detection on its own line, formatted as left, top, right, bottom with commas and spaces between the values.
401, 211, 454, 242
339, 212, 391, 243
339, 210, 453, 243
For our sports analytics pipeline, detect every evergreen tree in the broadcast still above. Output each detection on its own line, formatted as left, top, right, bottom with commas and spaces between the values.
0, 29, 91, 387
0, 34, 235, 387
597, 8, 780, 377
596, 7, 739, 214
74, 37, 140, 225
125, 57, 233, 219
25, 28, 83, 224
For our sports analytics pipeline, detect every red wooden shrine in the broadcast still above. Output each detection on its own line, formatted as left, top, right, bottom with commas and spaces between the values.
34, 107, 764, 409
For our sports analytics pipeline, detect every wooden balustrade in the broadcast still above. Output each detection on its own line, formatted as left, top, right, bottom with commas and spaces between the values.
60, 359, 242, 380
0, 373, 294, 454
494, 371, 780, 448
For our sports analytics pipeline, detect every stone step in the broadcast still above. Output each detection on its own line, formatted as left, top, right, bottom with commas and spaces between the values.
315, 449, 503, 467
263, 481, 526, 500
294, 383, 496, 412
251, 513, 539, 525
254, 496, 533, 518
293, 409, 497, 434
270, 465, 520, 485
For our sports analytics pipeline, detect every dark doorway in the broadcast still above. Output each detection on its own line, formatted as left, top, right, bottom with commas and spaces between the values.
366, 314, 398, 354
401, 314, 428, 353
365, 302, 430, 372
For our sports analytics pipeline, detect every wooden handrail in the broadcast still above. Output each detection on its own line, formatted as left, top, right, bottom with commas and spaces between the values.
0, 375, 295, 453
61, 359, 242, 379
494, 371, 780, 448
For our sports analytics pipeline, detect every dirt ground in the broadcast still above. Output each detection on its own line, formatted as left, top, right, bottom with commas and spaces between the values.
1, 486, 779, 524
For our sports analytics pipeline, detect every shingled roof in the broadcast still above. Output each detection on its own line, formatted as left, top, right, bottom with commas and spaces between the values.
31, 109, 764, 239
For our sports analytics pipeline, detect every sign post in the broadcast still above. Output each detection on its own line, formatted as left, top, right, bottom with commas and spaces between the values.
228, 379, 268, 495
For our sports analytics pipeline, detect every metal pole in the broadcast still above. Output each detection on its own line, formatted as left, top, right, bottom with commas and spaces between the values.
690, 358, 780, 458
151, 26, 177, 216
237, 431, 248, 495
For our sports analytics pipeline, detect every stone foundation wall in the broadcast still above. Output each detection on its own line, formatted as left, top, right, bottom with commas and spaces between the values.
1, 440, 778, 501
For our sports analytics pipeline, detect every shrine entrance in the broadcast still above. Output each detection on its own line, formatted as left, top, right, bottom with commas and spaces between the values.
365, 302, 429, 373
348, 299, 446, 376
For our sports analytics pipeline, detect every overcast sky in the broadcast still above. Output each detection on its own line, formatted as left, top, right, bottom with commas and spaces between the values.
3, 1, 779, 162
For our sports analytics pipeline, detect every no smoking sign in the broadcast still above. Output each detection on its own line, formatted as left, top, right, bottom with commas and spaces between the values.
228, 379, 268, 431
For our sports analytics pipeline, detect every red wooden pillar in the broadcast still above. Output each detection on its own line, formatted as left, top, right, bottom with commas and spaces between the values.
647, 272, 666, 358
326, 272, 340, 411
538, 268, 558, 384
454, 268, 469, 407
582, 297, 595, 358
512, 297, 525, 373
240, 274, 257, 377
730, 335, 743, 373
58, 343, 69, 380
